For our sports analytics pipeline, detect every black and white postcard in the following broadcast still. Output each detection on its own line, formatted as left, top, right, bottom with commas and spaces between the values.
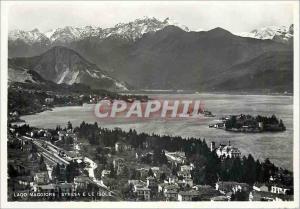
0, 1, 299, 208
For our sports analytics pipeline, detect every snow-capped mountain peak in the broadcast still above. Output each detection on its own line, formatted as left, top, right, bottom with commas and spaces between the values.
8, 28, 50, 44
103, 17, 169, 40
235, 24, 293, 44
102, 16, 189, 40
44, 29, 56, 39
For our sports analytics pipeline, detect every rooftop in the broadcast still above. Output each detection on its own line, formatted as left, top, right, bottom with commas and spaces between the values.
179, 190, 200, 196
59, 182, 74, 189
165, 190, 178, 194
216, 181, 248, 187
38, 184, 56, 190
211, 195, 228, 201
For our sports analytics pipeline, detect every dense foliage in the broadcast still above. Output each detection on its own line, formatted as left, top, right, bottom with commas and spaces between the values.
225, 114, 286, 132
75, 122, 292, 186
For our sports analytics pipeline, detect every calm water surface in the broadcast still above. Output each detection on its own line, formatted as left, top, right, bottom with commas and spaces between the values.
20, 93, 293, 170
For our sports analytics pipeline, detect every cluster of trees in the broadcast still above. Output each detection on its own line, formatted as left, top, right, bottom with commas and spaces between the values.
225, 114, 286, 131
140, 148, 168, 166
76, 121, 210, 152
52, 161, 82, 183
9, 81, 148, 117
76, 122, 108, 146
8, 164, 30, 178
75, 121, 292, 187
192, 154, 288, 186
256, 115, 286, 131
8, 87, 82, 116
8, 88, 47, 115
256, 115, 281, 124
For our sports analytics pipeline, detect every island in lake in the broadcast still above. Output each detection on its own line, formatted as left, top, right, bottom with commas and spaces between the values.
209, 114, 286, 133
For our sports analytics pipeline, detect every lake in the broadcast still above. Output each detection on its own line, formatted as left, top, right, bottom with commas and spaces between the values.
20, 93, 293, 170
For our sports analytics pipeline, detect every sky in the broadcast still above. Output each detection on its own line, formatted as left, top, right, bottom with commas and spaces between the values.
7, 1, 296, 33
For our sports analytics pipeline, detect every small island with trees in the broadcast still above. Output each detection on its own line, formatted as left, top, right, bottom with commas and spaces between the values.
210, 114, 286, 133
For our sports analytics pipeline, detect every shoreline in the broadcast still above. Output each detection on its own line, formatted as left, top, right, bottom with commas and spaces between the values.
124, 90, 294, 97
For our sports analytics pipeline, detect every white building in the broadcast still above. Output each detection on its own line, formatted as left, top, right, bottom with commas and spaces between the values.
215, 181, 249, 194
213, 142, 241, 158
271, 184, 291, 195
129, 180, 151, 201
135, 185, 151, 200
101, 169, 111, 178
180, 165, 193, 172
45, 98, 54, 104
177, 170, 192, 179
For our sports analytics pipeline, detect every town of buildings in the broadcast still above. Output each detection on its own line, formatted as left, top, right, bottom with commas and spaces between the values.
7, 123, 293, 202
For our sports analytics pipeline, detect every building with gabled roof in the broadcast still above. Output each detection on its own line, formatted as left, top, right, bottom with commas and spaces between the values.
253, 182, 269, 192
178, 190, 200, 201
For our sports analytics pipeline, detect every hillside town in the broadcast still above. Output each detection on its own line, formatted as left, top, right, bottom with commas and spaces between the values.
8, 122, 293, 201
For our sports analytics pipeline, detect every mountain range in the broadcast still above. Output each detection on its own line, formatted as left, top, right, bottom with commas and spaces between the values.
8, 17, 189, 57
8, 17, 294, 93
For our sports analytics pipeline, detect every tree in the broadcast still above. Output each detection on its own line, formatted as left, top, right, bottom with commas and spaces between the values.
172, 167, 178, 176
130, 169, 138, 179
153, 148, 168, 165
56, 125, 61, 132
52, 163, 61, 181
122, 166, 129, 178
109, 163, 116, 178
39, 155, 47, 171
225, 116, 237, 129
8, 164, 18, 177
67, 121, 72, 130
192, 167, 205, 185
65, 136, 74, 144
94, 167, 103, 180
65, 161, 79, 182
229, 157, 243, 182
31, 144, 38, 153
243, 154, 256, 184
231, 191, 249, 201
148, 168, 154, 177
160, 173, 166, 182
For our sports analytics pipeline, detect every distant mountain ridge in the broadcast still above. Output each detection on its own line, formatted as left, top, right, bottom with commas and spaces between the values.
9, 17, 293, 58
205, 51, 293, 93
8, 17, 293, 93
235, 24, 293, 44
111, 26, 292, 92
9, 17, 189, 49
8, 46, 128, 91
